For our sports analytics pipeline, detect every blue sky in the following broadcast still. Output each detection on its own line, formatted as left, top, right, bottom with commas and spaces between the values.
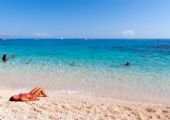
0, 0, 170, 38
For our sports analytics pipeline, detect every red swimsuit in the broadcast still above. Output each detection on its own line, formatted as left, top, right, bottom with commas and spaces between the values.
19, 93, 33, 99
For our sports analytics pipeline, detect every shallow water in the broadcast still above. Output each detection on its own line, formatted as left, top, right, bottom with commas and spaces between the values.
0, 39, 170, 104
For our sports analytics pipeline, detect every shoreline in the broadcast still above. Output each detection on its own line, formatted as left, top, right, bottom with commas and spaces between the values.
0, 88, 169, 119
1, 86, 169, 106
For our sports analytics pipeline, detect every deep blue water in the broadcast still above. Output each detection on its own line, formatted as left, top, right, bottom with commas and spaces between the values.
1, 39, 170, 71
0, 39, 170, 104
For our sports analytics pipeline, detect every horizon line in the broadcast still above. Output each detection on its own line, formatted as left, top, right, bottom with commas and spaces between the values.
1, 37, 170, 40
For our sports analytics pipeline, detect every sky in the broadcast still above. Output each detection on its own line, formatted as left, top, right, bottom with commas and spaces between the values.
0, 0, 170, 38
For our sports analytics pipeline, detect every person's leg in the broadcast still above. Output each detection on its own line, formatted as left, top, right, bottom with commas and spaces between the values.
32, 88, 47, 99
29, 87, 40, 94
40, 89, 48, 97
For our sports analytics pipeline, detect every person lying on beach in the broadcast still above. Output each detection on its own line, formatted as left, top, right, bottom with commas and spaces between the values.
2, 54, 15, 62
9, 87, 47, 102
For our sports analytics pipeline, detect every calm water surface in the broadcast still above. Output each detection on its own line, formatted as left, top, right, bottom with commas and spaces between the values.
0, 39, 170, 104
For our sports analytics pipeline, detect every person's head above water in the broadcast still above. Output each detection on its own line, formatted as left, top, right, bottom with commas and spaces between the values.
2, 54, 7, 62
11, 54, 15, 58
124, 61, 130, 66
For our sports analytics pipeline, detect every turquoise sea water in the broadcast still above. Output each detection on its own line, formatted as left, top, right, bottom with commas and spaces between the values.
0, 39, 170, 104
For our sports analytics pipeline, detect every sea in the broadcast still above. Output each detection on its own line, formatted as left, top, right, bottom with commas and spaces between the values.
0, 39, 170, 104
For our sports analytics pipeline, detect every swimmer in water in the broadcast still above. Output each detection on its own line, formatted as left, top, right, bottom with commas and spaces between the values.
124, 61, 130, 66
11, 54, 15, 58
2, 54, 15, 62
2, 54, 7, 62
